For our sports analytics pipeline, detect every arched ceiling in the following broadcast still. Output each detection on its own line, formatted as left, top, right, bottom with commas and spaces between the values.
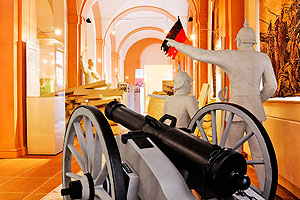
84, 0, 190, 58
119, 29, 166, 63
78, 0, 192, 83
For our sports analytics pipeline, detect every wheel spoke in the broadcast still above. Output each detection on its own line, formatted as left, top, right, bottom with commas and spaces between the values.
95, 187, 112, 199
73, 122, 88, 165
63, 106, 126, 200
232, 132, 254, 151
220, 112, 234, 147
250, 184, 263, 195
84, 116, 95, 173
68, 144, 87, 174
66, 172, 81, 180
247, 160, 265, 165
93, 132, 103, 178
196, 120, 209, 142
94, 163, 108, 186
187, 103, 277, 200
220, 110, 227, 137
211, 110, 217, 145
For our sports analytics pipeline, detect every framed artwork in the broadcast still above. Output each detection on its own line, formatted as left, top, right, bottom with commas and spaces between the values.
260, 0, 300, 97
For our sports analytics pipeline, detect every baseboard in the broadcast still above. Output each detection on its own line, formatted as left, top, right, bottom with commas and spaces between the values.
278, 175, 300, 199
0, 146, 27, 158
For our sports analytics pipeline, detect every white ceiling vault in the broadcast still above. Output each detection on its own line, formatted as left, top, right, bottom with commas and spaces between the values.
80, 0, 190, 83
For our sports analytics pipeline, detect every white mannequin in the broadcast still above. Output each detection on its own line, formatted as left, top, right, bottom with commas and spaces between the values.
80, 49, 101, 84
166, 20, 277, 189
164, 71, 199, 128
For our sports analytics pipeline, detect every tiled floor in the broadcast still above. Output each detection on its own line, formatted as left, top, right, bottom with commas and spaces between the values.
0, 147, 299, 200
0, 155, 63, 200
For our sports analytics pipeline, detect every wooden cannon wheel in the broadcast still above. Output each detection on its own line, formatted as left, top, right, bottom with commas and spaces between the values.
61, 105, 126, 200
187, 102, 278, 200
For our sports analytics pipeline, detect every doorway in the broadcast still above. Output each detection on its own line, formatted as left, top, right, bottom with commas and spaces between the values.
143, 65, 173, 112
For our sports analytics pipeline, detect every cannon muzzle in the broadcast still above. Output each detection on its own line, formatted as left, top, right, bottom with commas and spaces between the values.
105, 100, 250, 198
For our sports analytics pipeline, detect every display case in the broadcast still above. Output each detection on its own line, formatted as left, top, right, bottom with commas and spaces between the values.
26, 39, 65, 155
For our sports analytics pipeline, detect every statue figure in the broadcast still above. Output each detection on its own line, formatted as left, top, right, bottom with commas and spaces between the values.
164, 71, 199, 128
80, 49, 100, 84
166, 19, 277, 189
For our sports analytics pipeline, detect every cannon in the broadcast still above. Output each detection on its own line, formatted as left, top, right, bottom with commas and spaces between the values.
61, 100, 278, 200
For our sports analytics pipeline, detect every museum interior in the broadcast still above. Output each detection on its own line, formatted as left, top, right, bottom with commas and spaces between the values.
0, 0, 300, 199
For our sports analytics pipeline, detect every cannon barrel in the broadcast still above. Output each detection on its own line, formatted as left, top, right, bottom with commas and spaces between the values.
105, 100, 250, 198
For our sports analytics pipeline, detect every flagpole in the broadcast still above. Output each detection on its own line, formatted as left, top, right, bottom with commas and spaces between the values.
177, 62, 181, 72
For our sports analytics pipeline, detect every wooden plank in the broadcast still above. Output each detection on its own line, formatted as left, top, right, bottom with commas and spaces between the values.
73, 88, 95, 96
60, 80, 108, 95
40, 80, 108, 97
75, 97, 87, 103
65, 98, 72, 104
66, 104, 74, 110
40, 80, 108, 98
84, 94, 103, 100
73, 88, 123, 96
88, 99, 115, 106
68, 96, 78, 101
80, 80, 107, 89
198, 83, 210, 108
64, 87, 76, 95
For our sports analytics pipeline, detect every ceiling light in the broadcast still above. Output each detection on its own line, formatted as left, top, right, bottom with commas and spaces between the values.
55, 29, 62, 36
191, 33, 196, 41
112, 29, 116, 35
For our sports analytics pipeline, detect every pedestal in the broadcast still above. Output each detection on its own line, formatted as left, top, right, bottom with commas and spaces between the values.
27, 96, 65, 155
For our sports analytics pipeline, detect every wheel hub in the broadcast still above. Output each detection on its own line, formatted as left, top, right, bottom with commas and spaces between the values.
61, 173, 94, 200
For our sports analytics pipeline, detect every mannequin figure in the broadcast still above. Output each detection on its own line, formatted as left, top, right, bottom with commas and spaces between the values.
164, 71, 199, 128
166, 19, 277, 189
80, 49, 100, 84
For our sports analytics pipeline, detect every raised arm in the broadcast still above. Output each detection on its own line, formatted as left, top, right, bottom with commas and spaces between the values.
260, 57, 277, 102
166, 39, 230, 67
79, 56, 88, 74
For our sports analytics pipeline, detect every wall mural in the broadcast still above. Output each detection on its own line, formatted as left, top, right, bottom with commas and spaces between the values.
260, 0, 300, 97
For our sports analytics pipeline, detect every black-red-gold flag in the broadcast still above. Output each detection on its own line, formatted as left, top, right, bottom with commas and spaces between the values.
161, 17, 189, 60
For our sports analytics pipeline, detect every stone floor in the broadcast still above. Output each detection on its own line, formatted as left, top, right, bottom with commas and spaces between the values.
0, 138, 298, 200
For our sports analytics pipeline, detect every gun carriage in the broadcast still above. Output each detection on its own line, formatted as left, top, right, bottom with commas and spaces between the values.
61, 100, 277, 200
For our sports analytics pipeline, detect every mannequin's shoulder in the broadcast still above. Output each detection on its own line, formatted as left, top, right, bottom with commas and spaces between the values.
253, 51, 272, 62
260, 51, 271, 58
249, 50, 268, 56
215, 50, 236, 58
233, 50, 270, 58
186, 95, 198, 102
215, 49, 233, 54
170, 94, 196, 100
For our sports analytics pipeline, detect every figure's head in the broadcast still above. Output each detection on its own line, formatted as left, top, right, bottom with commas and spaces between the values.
174, 71, 193, 94
235, 19, 256, 49
88, 59, 94, 69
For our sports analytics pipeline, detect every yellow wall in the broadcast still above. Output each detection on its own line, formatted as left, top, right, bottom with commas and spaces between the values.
263, 101, 300, 198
